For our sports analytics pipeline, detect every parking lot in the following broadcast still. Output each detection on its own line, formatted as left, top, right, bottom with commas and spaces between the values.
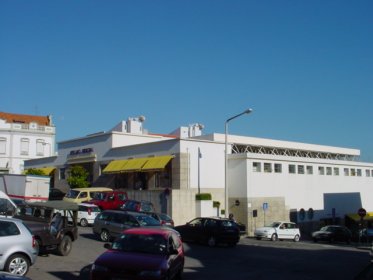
25, 226, 373, 280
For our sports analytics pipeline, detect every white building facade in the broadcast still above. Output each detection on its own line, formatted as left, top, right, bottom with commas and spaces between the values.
0, 112, 56, 175
24, 117, 373, 235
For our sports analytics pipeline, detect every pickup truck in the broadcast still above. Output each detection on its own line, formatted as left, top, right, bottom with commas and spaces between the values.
14, 201, 79, 256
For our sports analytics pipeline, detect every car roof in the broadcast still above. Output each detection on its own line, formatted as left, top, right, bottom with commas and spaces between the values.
70, 187, 113, 191
0, 216, 24, 223
123, 227, 175, 237
25, 201, 79, 211
79, 203, 99, 207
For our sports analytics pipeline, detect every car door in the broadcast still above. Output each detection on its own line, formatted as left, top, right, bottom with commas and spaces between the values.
181, 218, 204, 242
109, 213, 129, 238
276, 223, 287, 239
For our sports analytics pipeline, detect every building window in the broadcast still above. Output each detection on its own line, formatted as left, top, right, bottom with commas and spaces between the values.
350, 169, 356, 176
366, 170, 371, 177
357, 169, 362, 177
20, 138, 29, 155
274, 163, 282, 173
59, 168, 66, 180
36, 139, 44, 156
289, 165, 296, 174
344, 168, 349, 176
334, 167, 339, 176
298, 165, 305, 174
306, 166, 313, 175
253, 162, 261, 172
371, 170, 373, 177
0, 138, 6, 154
318, 166, 325, 175
326, 167, 332, 176
264, 163, 272, 173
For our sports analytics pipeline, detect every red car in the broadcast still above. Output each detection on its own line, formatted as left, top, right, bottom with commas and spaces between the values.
89, 191, 128, 210
90, 227, 184, 280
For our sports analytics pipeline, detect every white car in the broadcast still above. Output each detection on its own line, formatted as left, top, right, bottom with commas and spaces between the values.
64, 203, 100, 227
254, 221, 301, 242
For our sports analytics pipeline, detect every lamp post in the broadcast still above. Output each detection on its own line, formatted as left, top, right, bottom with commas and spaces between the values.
225, 108, 253, 218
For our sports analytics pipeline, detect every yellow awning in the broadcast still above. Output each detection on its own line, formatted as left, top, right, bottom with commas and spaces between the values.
103, 160, 129, 173
141, 155, 173, 171
39, 167, 56, 176
346, 212, 373, 222
121, 158, 149, 172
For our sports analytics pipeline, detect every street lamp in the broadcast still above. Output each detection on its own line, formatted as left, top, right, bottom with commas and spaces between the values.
225, 108, 253, 218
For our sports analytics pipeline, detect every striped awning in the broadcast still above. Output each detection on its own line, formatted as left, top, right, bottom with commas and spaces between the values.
141, 155, 173, 171
103, 160, 129, 173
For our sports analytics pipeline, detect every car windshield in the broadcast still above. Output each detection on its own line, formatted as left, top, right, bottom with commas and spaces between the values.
65, 190, 79, 199
112, 233, 167, 255
135, 215, 161, 226
268, 222, 281, 228
320, 226, 332, 232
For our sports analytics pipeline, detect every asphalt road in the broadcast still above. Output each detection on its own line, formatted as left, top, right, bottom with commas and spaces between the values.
26, 226, 373, 280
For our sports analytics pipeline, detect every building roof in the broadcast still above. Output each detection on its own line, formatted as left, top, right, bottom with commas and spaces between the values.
0, 112, 52, 126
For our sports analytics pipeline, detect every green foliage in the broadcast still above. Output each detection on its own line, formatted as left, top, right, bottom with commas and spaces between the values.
213, 201, 221, 208
24, 168, 45, 176
195, 193, 212, 200
67, 165, 89, 189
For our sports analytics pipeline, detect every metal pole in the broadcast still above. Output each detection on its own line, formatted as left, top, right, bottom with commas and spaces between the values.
224, 108, 253, 218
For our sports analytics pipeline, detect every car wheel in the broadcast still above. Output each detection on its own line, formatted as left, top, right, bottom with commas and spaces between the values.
5, 253, 30, 276
207, 236, 217, 247
80, 218, 88, 227
57, 235, 72, 256
293, 235, 300, 242
256, 237, 262, 240
271, 234, 277, 241
100, 229, 110, 242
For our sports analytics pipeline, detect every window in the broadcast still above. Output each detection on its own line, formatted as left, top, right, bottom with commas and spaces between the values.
274, 163, 282, 173
334, 167, 339, 176
20, 138, 29, 155
264, 163, 272, 173
253, 162, 261, 172
371, 170, 373, 177
59, 168, 66, 180
366, 170, 371, 177
297, 165, 304, 174
318, 166, 325, 175
288, 165, 296, 174
344, 168, 349, 176
350, 169, 356, 176
306, 166, 313, 175
326, 167, 332, 176
0, 138, 6, 154
36, 139, 44, 156
357, 169, 362, 177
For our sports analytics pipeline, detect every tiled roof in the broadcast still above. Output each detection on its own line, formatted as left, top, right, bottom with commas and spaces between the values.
0, 112, 51, 126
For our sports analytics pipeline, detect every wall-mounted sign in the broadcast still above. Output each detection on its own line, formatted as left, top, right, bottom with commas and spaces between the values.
69, 148, 93, 156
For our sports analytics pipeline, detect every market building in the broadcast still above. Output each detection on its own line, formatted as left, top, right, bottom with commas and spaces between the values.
24, 116, 373, 235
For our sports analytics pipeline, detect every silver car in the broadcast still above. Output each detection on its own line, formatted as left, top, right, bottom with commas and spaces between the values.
0, 217, 38, 276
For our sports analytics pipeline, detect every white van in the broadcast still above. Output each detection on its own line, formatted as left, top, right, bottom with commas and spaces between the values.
0, 191, 17, 217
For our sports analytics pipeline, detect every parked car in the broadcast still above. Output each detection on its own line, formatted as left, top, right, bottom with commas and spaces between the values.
312, 225, 352, 244
143, 212, 174, 227
14, 201, 79, 256
88, 191, 128, 210
48, 188, 65, 201
63, 187, 113, 204
76, 203, 101, 227
254, 221, 301, 242
92, 210, 162, 242
0, 217, 38, 276
90, 227, 184, 280
174, 217, 240, 247
119, 199, 155, 212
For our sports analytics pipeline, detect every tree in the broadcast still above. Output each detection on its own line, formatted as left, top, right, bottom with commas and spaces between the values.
67, 165, 89, 189
24, 168, 46, 176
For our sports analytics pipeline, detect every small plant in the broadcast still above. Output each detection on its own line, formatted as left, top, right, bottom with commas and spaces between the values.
213, 201, 221, 208
195, 193, 212, 200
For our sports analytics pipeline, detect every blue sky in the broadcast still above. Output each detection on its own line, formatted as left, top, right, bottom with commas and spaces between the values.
1, 1, 373, 161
